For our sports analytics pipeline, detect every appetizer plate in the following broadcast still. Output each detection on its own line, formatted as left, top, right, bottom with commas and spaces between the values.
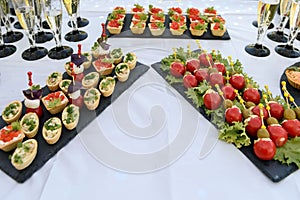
0, 62, 149, 183
151, 60, 298, 182
105, 14, 230, 40
280, 62, 300, 105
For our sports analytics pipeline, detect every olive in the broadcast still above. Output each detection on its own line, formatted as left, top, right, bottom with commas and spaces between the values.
242, 109, 252, 119
245, 101, 256, 109
267, 117, 278, 125
284, 108, 296, 120
223, 99, 233, 109
257, 128, 270, 138
294, 107, 300, 120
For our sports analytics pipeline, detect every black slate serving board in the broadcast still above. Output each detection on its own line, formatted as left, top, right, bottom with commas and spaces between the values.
0, 62, 149, 183
105, 14, 230, 40
151, 61, 298, 182
280, 62, 300, 105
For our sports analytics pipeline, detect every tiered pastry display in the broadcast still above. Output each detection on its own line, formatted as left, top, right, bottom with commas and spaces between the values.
0, 23, 141, 178
155, 44, 300, 181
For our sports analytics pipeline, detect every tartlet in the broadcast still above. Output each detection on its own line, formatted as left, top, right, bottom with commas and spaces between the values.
149, 13, 165, 23
107, 19, 123, 35
149, 22, 166, 36
113, 6, 126, 14
131, 3, 145, 14
42, 117, 62, 145
84, 88, 101, 110
124, 52, 137, 70
2, 100, 22, 124
110, 48, 123, 64
42, 91, 69, 115
169, 21, 187, 36
0, 122, 25, 152
99, 77, 116, 97
211, 22, 226, 37
20, 112, 39, 138
11, 139, 38, 170
59, 79, 72, 94
168, 7, 183, 16
285, 67, 300, 89
62, 104, 80, 130
93, 58, 115, 76
46, 71, 63, 91
186, 7, 200, 18
204, 6, 217, 17
115, 63, 130, 82
130, 21, 146, 35
170, 14, 186, 23
82, 72, 100, 89
148, 4, 163, 15
132, 13, 148, 22
189, 21, 208, 36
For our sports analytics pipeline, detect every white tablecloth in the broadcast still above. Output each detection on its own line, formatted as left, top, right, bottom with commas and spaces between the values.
1, 1, 300, 199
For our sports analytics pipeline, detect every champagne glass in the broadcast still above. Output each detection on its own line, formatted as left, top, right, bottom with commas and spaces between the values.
42, 0, 73, 59
62, 0, 87, 42
0, 23, 16, 58
245, 0, 280, 57
275, 0, 300, 58
33, 0, 53, 43
267, 0, 293, 42
67, 0, 89, 28
0, 0, 23, 43
12, 0, 48, 61
0, 0, 14, 26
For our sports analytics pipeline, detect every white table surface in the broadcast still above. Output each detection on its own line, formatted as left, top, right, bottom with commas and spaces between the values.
1, 0, 300, 199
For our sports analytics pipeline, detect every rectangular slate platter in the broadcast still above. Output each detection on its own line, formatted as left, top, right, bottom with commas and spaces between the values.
151, 61, 298, 182
105, 13, 230, 40
0, 62, 150, 183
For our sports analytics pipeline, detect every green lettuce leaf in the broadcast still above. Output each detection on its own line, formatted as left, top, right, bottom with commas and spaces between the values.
274, 137, 300, 168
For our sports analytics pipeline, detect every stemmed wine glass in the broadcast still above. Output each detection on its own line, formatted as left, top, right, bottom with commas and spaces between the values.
62, 0, 88, 42
0, 0, 23, 43
0, 23, 16, 58
41, 0, 73, 59
267, 0, 293, 42
245, 0, 280, 57
33, 0, 53, 43
67, 0, 89, 28
12, 0, 48, 61
275, 0, 300, 58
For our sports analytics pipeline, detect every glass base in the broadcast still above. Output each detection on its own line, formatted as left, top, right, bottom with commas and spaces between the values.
13, 22, 22, 29
252, 20, 274, 29
35, 31, 53, 43
68, 17, 89, 28
1, 17, 14, 26
275, 45, 300, 58
245, 43, 270, 57
48, 46, 73, 60
22, 47, 48, 61
64, 30, 88, 42
42, 20, 50, 29
267, 31, 288, 43
10, 8, 16, 16
0, 44, 16, 58
3, 31, 23, 43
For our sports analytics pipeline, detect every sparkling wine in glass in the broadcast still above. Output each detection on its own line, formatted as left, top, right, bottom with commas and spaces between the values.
67, 0, 89, 28
0, 23, 16, 58
62, 0, 87, 42
267, 0, 293, 42
245, 0, 280, 57
275, 0, 300, 58
0, 0, 23, 43
33, 0, 53, 43
12, 0, 48, 61
42, 0, 73, 59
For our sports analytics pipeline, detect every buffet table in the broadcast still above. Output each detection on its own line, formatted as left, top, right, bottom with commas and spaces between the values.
1, 0, 300, 199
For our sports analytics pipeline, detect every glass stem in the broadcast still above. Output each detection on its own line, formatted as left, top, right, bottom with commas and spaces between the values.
1, 15, 12, 33
71, 13, 78, 31
27, 29, 36, 49
35, 15, 42, 32
287, 28, 299, 47
53, 31, 62, 48
256, 24, 269, 45
277, 16, 289, 32
0, 28, 4, 46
